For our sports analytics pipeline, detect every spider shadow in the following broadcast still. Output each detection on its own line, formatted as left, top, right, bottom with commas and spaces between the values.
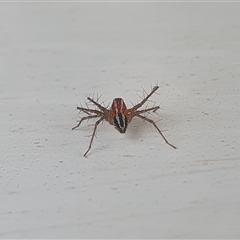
126, 112, 175, 141
126, 117, 157, 140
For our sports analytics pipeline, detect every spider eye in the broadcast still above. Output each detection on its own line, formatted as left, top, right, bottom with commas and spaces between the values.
114, 113, 128, 133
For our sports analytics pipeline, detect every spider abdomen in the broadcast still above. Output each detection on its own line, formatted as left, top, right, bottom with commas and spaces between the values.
113, 113, 128, 133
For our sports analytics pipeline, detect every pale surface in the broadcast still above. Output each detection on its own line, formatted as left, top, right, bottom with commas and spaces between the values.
1, 2, 240, 238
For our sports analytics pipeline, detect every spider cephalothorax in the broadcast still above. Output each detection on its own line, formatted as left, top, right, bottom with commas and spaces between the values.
72, 86, 176, 156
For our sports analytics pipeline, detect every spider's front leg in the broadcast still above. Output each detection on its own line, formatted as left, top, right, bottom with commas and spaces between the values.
87, 97, 108, 112
72, 106, 103, 130
128, 86, 159, 113
133, 106, 160, 117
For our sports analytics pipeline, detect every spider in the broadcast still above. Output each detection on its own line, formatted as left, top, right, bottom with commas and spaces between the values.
72, 85, 176, 156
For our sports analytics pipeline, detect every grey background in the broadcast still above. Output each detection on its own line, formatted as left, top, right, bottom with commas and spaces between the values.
1, 2, 240, 238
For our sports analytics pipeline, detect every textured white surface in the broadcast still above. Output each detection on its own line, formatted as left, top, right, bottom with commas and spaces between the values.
1, 2, 240, 238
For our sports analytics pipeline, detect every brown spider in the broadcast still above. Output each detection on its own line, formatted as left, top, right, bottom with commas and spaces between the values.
72, 86, 176, 156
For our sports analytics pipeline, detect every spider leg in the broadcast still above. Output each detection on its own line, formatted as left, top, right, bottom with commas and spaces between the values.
134, 106, 160, 116
129, 86, 159, 112
72, 115, 99, 130
84, 116, 105, 157
87, 97, 108, 112
77, 106, 102, 115
136, 114, 176, 149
